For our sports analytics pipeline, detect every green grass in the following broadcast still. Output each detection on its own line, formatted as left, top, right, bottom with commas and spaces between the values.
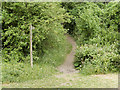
2, 73, 118, 88
2, 37, 118, 88
2, 38, 72, 84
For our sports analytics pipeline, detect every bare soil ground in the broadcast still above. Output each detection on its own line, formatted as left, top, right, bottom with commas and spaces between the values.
57, 34, 79, 73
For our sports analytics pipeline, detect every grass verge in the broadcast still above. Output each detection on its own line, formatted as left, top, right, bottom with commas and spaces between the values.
2, 37, 72, 84
2, 73, 118, 88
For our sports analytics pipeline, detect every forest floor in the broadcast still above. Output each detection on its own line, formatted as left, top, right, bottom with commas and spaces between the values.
2, 35, 118, 88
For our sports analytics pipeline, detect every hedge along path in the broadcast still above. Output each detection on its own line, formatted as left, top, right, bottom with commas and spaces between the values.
58, 34, 79, 73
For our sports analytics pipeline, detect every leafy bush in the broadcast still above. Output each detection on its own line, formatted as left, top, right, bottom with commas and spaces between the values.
72, 3, 119, 46
2, 2, 72, 83
74, 44, 120, 74
2, 2, 70, 63
62, 2, 120, 74
62, 2, 119, 46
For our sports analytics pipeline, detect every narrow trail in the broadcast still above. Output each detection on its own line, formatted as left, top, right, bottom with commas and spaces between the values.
57, 34, 79, 73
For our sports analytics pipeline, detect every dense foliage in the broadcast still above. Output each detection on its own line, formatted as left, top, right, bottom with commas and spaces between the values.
2, 2, 120, 83
2, 2, 72, 83
2, 2, 70, 63
62, 2, 120, 74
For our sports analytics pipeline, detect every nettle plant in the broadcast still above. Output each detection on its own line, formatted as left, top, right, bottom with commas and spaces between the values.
2, 2, 70, 63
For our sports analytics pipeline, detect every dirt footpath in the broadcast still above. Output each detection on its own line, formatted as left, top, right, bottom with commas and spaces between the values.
58, 34, 79, 73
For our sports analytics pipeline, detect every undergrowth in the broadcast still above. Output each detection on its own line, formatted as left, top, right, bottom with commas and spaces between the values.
74, 44, 120, 75
62, 2, 120, 75
2, 37, 72, 83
